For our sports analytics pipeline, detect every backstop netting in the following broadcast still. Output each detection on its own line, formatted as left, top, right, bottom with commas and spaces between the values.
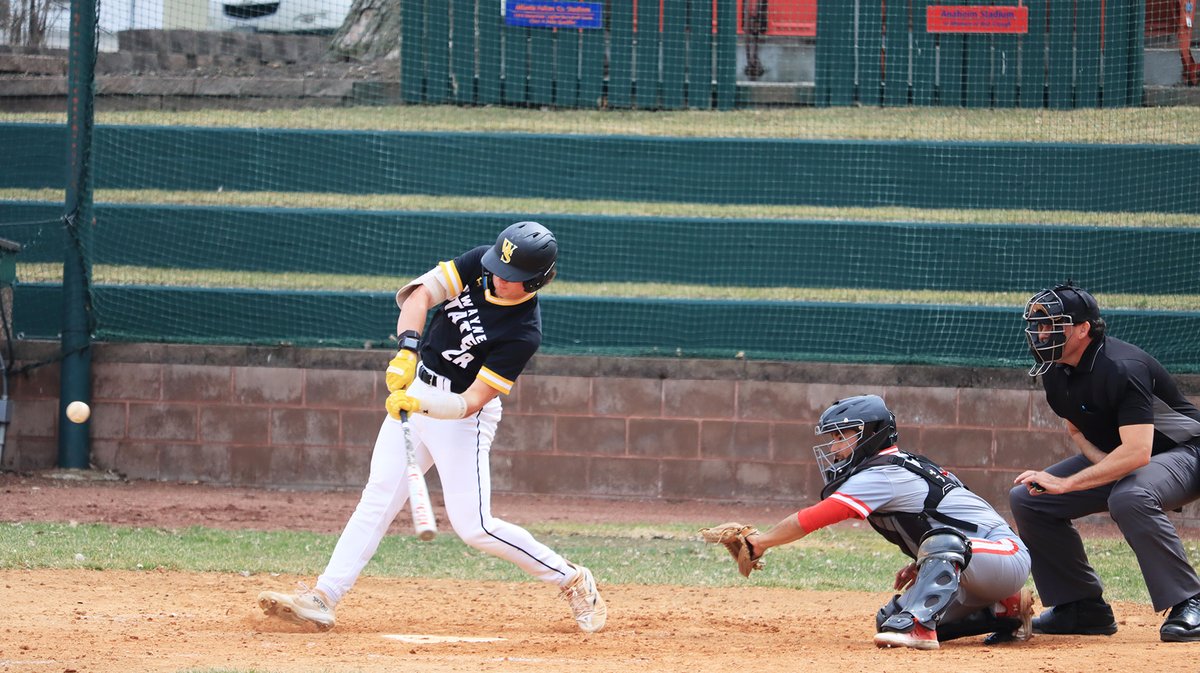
1, 0, 1199, 370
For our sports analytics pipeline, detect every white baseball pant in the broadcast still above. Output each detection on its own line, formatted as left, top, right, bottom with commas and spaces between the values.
943, 534, 1031, 622
315, 396, 575, 604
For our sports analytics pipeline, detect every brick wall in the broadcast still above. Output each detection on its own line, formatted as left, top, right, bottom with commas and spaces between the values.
5, 340, 1200, 524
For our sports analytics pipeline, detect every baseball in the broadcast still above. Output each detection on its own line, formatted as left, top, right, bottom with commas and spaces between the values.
66, 401, 91, 424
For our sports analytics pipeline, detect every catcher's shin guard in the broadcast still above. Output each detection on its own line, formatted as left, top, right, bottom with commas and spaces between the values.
876, 594, 903, 631
879, 528, 971, 632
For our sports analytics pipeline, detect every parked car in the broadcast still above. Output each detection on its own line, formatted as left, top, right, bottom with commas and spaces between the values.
210, 0, 352, 33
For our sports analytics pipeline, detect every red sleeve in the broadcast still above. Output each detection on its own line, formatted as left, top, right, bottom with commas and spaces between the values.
796, 497, 860, 532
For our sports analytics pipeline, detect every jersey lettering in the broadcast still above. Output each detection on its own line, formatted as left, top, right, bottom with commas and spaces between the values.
441, 290, 488, 369
444, 294, 474, 311
447, 351, 475, 367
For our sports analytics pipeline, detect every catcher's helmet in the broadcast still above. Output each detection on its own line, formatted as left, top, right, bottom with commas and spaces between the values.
813, 395, 898, 491
1023, 281, 1103, 376
481, 221, 558, 292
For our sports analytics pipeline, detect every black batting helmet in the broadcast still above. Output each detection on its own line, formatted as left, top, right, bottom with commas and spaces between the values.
481, 221, 558, 292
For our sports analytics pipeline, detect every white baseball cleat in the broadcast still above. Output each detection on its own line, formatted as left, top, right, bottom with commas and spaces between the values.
560, 563, 607, 633
258, 583, 336, 631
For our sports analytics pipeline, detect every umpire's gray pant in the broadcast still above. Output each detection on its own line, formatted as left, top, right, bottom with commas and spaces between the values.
1009, 445, 1200, 612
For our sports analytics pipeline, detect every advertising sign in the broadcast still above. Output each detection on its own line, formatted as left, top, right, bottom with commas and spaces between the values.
926, 5, 1029, 33
505, 0, 604, 29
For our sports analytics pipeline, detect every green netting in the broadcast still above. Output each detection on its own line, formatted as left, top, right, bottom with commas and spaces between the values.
1, 0, 1199, 370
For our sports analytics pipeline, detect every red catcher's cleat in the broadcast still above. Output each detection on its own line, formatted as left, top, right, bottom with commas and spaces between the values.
875, 622, 939, 650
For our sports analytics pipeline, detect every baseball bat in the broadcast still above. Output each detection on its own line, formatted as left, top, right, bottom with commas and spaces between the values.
399, 410, 437, 541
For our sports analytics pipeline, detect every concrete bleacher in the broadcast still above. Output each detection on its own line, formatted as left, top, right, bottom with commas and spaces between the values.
6, 124, 1200, 213
0, 31, 395, 112
2, 121, 1199, 368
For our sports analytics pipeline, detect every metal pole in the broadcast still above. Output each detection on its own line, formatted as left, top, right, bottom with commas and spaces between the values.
58, 0, 97, 469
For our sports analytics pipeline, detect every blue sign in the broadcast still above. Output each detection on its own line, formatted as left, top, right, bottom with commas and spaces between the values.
505, 0, 603, 29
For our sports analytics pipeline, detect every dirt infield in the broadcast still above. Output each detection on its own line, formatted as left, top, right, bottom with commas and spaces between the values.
0, 474, 1189, 673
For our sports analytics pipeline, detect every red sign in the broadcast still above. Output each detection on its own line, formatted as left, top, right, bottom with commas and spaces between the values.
926, 5, 1029, 33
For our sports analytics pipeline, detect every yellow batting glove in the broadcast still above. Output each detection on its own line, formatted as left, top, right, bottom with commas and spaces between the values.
386, 390, 422, 420
385, 349, 418, 393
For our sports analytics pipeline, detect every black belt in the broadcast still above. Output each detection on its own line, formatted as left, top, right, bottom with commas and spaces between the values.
417, 364, 438, 386
417, 363, 448, 389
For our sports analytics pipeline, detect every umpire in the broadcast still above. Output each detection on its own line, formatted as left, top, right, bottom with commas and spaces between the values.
1012, 282, 1200, 642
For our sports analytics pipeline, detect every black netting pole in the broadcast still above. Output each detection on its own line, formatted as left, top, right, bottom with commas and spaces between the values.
58, 0, 98, 469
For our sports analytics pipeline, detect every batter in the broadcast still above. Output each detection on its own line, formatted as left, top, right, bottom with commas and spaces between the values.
257, 221, 607, 634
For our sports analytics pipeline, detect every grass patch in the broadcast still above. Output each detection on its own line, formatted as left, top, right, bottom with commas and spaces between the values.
1, 520, 1193, 603
2, 106, 1196, 143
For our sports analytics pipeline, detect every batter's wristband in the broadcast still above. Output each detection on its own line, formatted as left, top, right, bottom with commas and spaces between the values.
396, 329, 421, 353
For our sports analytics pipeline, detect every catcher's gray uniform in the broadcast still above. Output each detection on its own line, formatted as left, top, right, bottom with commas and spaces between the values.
828, 447, 1030, 622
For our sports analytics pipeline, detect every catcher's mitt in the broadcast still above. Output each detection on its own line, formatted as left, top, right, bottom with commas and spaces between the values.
699, 522, 765, 577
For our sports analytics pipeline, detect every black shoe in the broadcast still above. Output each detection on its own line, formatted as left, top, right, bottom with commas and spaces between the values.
1032, 598, 1118, 635
1161, 597, 1200, 642
982, 629, 1019, 645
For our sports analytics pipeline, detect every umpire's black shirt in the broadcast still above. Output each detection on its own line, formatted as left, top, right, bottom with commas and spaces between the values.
1041, 336, 1200, 455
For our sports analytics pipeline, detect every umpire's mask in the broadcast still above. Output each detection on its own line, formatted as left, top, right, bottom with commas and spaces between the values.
1023, 283, 1100, 377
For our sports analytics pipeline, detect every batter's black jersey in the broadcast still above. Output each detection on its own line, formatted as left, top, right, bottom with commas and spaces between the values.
1040, 336, 1200, 454
417, 246, 542, 395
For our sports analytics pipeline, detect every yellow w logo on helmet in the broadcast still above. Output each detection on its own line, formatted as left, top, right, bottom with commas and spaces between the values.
500, 238, 518, 264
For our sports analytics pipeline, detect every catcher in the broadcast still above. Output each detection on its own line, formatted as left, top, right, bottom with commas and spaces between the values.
701, 395, 1033, 650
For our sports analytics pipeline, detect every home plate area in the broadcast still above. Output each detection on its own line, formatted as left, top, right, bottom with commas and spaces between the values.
0, 568, 1182, 673
383, 633, 506, 643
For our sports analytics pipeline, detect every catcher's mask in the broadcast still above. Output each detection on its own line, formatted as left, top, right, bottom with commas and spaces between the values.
482, 221, 558, 293
813, 395, 898, 491
1023, 282, 1102, 377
